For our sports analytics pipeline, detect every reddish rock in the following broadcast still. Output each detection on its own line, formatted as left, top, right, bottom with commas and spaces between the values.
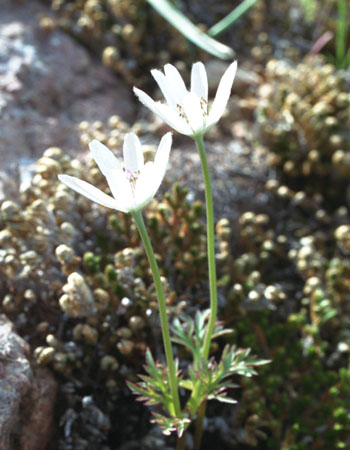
20, 368, 58, 450
0, 315, 58, 450
0, 315, 32, 450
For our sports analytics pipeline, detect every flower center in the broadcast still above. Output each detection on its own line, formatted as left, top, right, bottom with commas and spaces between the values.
177, 96, 208, 123
125, 169, 140, 190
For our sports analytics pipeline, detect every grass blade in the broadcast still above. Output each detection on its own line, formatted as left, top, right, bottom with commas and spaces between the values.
336, 0, 350, 68
208, 0, 258, 38
146, 0, 234, 59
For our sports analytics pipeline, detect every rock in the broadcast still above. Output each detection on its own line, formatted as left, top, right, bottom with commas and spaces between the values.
0, 314, 57, 450
0, 0, 135, 188
0, 314, 32, 450
19, 368, 58, 450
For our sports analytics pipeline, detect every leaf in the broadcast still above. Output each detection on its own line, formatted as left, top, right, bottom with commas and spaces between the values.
127, 349, 180, 412
146, 0, 234, 59
246, 358, 271, 366
184, 344, 270, 415
211, 395, 238, 404
321, 309, 337, 324
179, 379, 194, 391
208, 0, 259, 38
211, 327, 234, 339
127, 381, 163, 406
172, 309, 228, 359
151, 412, 191, 437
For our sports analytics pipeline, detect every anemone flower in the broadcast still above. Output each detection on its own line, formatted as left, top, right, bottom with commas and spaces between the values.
58, 132, 172, 213
134, 61, 237, 137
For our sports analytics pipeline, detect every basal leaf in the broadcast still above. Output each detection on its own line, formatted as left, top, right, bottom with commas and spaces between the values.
146, 0, 234, 59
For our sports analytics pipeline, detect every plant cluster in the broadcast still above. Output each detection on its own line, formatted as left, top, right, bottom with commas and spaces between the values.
257, 55, 350, 196
1, 15, 350, 447
1, 122, 349, 448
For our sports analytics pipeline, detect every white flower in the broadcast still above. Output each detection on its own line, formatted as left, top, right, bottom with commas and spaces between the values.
58, 132, 172, 213
134, 61, 237, 137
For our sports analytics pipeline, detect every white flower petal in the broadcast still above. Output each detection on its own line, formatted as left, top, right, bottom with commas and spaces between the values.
191, 62, 208, 103
183, 92, 205, 135
134, 162, 158, 209
164, 64, 188, 101
154, 132, 172, 173
123, 132, 144, 173
157, 103, 192, 135
89, 139, 131, 204
89, 140, 123, 177
59, 131, 172, 214
134, 87, 163, 118
134, 82, 192, 135
106, 171, 135, 211
134, 132, 172, 209
207, 61, 237, 128
135, 61, 238, 137
151, 69, 178, 110
58, 174, 127, 212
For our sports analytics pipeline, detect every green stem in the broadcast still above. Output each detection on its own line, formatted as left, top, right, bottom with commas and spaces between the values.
194, 135, 218, 361
132, 209, 181, 418
194, 400, 207, 450
176, 432, 186, 450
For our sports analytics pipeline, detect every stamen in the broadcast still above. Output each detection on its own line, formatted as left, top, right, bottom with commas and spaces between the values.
200, 97, 208, 117
176, 103, 190, 124
125, 169, 140, 190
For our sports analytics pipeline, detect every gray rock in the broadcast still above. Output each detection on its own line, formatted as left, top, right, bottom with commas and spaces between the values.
0, 0, 135, 186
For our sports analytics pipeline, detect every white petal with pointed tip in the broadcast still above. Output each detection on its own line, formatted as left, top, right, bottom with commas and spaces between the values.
191, 62, 208, 103
134, 87, 163, 119
123, 133, 144, 173
151, 69, 177, 110
164, 64, 188, 101
154, 132, 172, 172
89, 139, 132, 204
207, 61, 237, 128
89, 140, 123, 177
135, 86, 191, 135
134, 132, 172, 207
58, 174, 127, 212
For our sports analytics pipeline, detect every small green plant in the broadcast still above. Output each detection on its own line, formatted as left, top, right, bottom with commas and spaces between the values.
129, 310, 268, 448
134, 60, 270, 448
59, 60, 268, 449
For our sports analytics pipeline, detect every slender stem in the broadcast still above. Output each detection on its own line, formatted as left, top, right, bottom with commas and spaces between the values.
176, 432, 186, 450
132, 209, 181, 418
182, 136, 217, 447
194, 400, 207, 450
194, 135, 218, 360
